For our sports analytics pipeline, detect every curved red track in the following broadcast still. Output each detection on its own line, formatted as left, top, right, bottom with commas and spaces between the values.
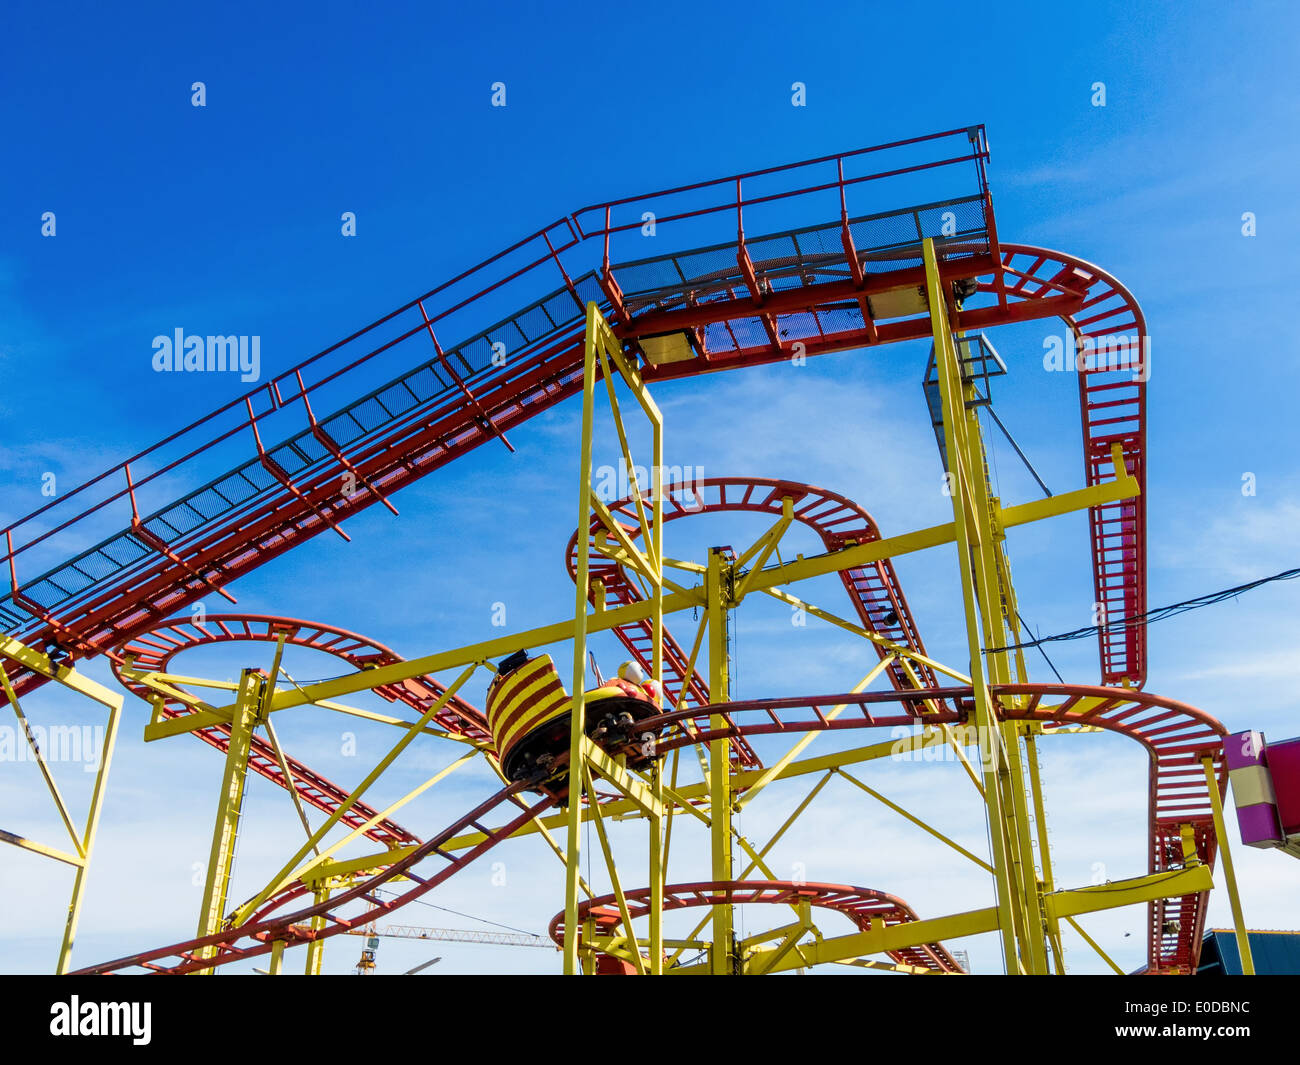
74, 682, 1223, 975
4, 133, 1172, 975
566, 476, 943, 771
113, 614, 488, 848
626, 684, 1225, 974
549, 880, 964, 974
624, 242, 1146, 686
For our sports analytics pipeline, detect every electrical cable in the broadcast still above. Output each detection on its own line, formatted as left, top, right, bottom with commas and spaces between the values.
373, 887, 541, 938
994, 566, 1300, 651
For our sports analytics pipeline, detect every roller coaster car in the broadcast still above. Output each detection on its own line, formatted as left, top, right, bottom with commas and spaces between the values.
486, 652, 664, 783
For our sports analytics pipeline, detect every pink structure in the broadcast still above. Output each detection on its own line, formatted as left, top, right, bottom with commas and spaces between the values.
1226, 730, 1300, 853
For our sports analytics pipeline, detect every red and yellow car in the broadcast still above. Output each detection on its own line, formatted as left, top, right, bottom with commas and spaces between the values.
486, 652, 664, 782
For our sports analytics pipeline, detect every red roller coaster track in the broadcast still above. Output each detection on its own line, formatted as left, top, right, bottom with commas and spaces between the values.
111, 615, 490, 847
549, 880, 966, 974
1, 126, 1145, 703
72, 682, 1223, 975
5, 126, 1171, 975
566, 476, 946, 768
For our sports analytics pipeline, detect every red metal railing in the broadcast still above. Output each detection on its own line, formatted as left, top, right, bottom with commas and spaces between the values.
573, 125, 991, 257
0, 217, 581, 614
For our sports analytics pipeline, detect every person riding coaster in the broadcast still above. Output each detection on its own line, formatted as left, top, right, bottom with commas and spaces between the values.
485, 650, 665, 783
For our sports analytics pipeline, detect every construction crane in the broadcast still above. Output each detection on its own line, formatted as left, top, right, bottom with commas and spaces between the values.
349, 923, 554, 974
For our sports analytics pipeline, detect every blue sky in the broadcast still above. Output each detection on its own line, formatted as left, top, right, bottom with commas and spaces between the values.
2, 1, 1299, 975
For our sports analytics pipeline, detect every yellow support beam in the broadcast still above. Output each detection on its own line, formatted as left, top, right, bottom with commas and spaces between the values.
1026, 731, 1066, 973
1041, 865, 1212, 921
56, 692, 121, 976
129, 667, 477, 744
583, 762, 646, 976
1, 634, 124, 974
735, 658, 895, 811
201, 459, 1138, 725
0, 829, 83, 867
563, 302, 603, 976
759, 585, 971, 683
269, 749, 476, 905
834, 767, 993, 873
232, 669, 476, 925
442, 732, 964, 856
0, 636, 123, 705
297, 850, 413, 884
1201, 755, 1255, 975
195, 668, 263, 972
706, 547, 734, 975
675, 865, 1213, 976
583, 738, 665, 817
0, 668, 83, 855
304, 883, 331, 975
561, 301, 668, 974
1063, 915, 1124, 975
923, 238, 1026, 972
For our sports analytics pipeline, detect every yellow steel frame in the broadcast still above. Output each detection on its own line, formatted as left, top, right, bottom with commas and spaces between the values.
71, 258, 1247, 977
649, 865, 1215, 975
193, 455, 1140, 725
154, 272, 1162, 975
925, 241, 1032, 971
564, 302, 665, 974
194, 668, 265, 972
120, 633, 486, 976
0, 635, 123, 974
1201, 754, 1255, 975
705, 546, 734, 973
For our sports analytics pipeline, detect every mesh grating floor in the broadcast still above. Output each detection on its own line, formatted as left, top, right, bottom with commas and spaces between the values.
610, 195, 988, 317
0, 273, 604, 633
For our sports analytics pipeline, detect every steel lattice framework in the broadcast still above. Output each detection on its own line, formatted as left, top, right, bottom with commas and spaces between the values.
65, 678, 1225, 975
0, 128, 1144, 695
3, 126, 1255, 978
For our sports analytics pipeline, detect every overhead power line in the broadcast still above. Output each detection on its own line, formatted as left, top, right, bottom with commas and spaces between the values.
995, 565, 1300, 652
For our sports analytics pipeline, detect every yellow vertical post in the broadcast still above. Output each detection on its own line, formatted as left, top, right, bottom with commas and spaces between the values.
983, 489, 1050, 974
924, 237, 1025, 973
648, 756, 663, 975
1201, 755, 1255, 975
998, 724, 1050, 973
0, 641, 125, 975
563, 303, 601, 975
1025, 731, 1066, 973
566, 304, 665, 974
304, 882, 330, 974
268, 939, 285, 974
195, 668, 263, 972
706, 547, 734, 974
648, 368, 664, 975
55, 694, 122, 974
581, 915, 597, 975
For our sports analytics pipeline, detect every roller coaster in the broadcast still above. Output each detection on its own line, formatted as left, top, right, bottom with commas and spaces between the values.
3, 126, 1288, 975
